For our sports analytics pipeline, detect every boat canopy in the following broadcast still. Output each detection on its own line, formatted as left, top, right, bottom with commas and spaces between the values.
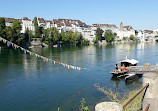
120, 59, 139, 65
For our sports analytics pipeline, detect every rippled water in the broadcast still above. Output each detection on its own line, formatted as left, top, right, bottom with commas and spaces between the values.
0, 43, 158, 111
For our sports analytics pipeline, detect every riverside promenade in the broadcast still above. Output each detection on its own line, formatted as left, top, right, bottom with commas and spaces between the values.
95, 64, 158, 111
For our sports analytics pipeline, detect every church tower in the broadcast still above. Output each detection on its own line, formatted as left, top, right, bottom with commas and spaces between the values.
120, 22, 124, 30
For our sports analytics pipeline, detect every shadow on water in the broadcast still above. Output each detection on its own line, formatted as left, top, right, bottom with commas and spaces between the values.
111, 75, 142, 88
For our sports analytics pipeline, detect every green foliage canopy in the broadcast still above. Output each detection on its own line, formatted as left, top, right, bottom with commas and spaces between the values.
0, 18, 6, 38
104, 30, 116, 43
34, 17, 40, 38
95, 28, 104, 41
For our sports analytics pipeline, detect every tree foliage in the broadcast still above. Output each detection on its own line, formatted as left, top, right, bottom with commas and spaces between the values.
11, 20, 22, 43
95, 28, 104, 41
42, 27, 88, 46
5, 26, 13, 40
0, 18, 6, 38
2, 17, 89, 47
129, 35, 137, 41
50, 27, 60, 44
104, 30, 116, 43
25, 28, 34, 43
34, 17, 40, 38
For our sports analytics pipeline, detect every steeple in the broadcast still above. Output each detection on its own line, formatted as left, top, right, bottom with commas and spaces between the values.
120, 22, 124, 30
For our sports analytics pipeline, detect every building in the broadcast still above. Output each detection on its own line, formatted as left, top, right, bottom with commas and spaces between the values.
137, 31, 144, 42
116, 22, 135, 40
21, 17, 34, 33
92, 23, 118, 31
2, 17, 139, 42
4, 18, 14, 26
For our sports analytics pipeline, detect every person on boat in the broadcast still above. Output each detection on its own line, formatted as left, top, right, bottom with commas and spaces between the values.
122, 64, 125, 70
115, 63, 118, 70
125, 67, 129, 71
119, 64, 125, 71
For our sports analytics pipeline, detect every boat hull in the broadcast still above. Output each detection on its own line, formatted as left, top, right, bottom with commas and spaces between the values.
111, 70, 128, 76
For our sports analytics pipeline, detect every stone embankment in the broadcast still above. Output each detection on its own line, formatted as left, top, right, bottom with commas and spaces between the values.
143, 73, 158, 111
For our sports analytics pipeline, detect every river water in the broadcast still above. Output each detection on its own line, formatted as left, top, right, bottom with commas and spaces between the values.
0, 43, 158, 111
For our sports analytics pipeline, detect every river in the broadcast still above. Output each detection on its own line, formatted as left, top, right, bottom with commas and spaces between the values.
0, 42, 157, 111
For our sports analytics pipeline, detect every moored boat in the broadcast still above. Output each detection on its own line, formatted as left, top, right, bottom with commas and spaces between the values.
111, 70, 128, 75
111, 57, 139, 76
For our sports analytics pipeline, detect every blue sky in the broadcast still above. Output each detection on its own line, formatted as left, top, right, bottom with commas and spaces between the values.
0, 0, 158, 30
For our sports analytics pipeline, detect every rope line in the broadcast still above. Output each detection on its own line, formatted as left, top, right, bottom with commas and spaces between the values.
0, 37, 87, 71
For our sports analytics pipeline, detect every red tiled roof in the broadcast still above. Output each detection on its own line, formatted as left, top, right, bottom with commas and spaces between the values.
124, 25, 133, 30
92, 24, 118, 28
52, 19, 87, 27
144, 30, 153, 34
38, 18, 45, 23
22, 17, 31, 21
4, 18, 14, 23
45, 20, 53, 24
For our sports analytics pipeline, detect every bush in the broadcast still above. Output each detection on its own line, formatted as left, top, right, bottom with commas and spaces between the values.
82, 40, 89, 45
43, 41, 49, 45
79, 98, 89, 111
92, 40, 97, 44
155, 35, 158, 37
129, 35, 137, 41
123, 37, 128, 40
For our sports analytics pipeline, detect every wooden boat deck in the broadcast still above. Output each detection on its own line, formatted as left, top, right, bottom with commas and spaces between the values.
129, 65, 158, 74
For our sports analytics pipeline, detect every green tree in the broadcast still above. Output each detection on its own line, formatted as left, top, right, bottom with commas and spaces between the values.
123, 37, 128, 40
28, 30, 34, 42
61, 30, 68, 45
0, 18, 6, 38
42, 28, 51, 45
129, 35, 137, 41
5, 26, 13, 40
42, 27, 60, 46
49, 27, 60, 44
67, 30, 78, 45
11, 20, 22, 43
42, 28, 50, 40
77, 33, 84, 45
34, 17, 40, 38
104, 30, 116, 43
24, 28, 34, 43
95, 28, 104, 41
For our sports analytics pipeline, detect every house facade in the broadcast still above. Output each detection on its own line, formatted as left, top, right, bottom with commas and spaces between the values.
116, 22, 135, 40
2, 17, 141, 42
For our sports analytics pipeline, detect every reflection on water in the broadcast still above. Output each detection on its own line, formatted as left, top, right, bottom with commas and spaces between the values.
0, 43, 158, 111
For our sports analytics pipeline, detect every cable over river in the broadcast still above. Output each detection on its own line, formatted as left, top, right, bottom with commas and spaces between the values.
0, 42, 158, 110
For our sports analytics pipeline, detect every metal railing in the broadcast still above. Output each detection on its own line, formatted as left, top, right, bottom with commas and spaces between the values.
123, 83, 149, 109
144, 104, 150, 111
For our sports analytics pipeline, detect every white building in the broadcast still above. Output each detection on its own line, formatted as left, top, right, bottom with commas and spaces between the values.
137, 30, 158, 42
21, 17, 34, 33
52, 19, 95, 41
4, 18, 14, 26
3, 17, 137, 42
91, 22, 135, 40
137, 31, 145, 42
116, 22, 135, 40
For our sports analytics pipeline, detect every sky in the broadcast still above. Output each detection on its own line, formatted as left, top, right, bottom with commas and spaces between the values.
0, 0, 158, 30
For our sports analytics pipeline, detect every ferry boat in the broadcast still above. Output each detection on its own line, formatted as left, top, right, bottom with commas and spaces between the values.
111, 57, 139, 76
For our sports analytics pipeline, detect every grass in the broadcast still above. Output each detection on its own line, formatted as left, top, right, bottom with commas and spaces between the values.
94, 83, 143, 111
